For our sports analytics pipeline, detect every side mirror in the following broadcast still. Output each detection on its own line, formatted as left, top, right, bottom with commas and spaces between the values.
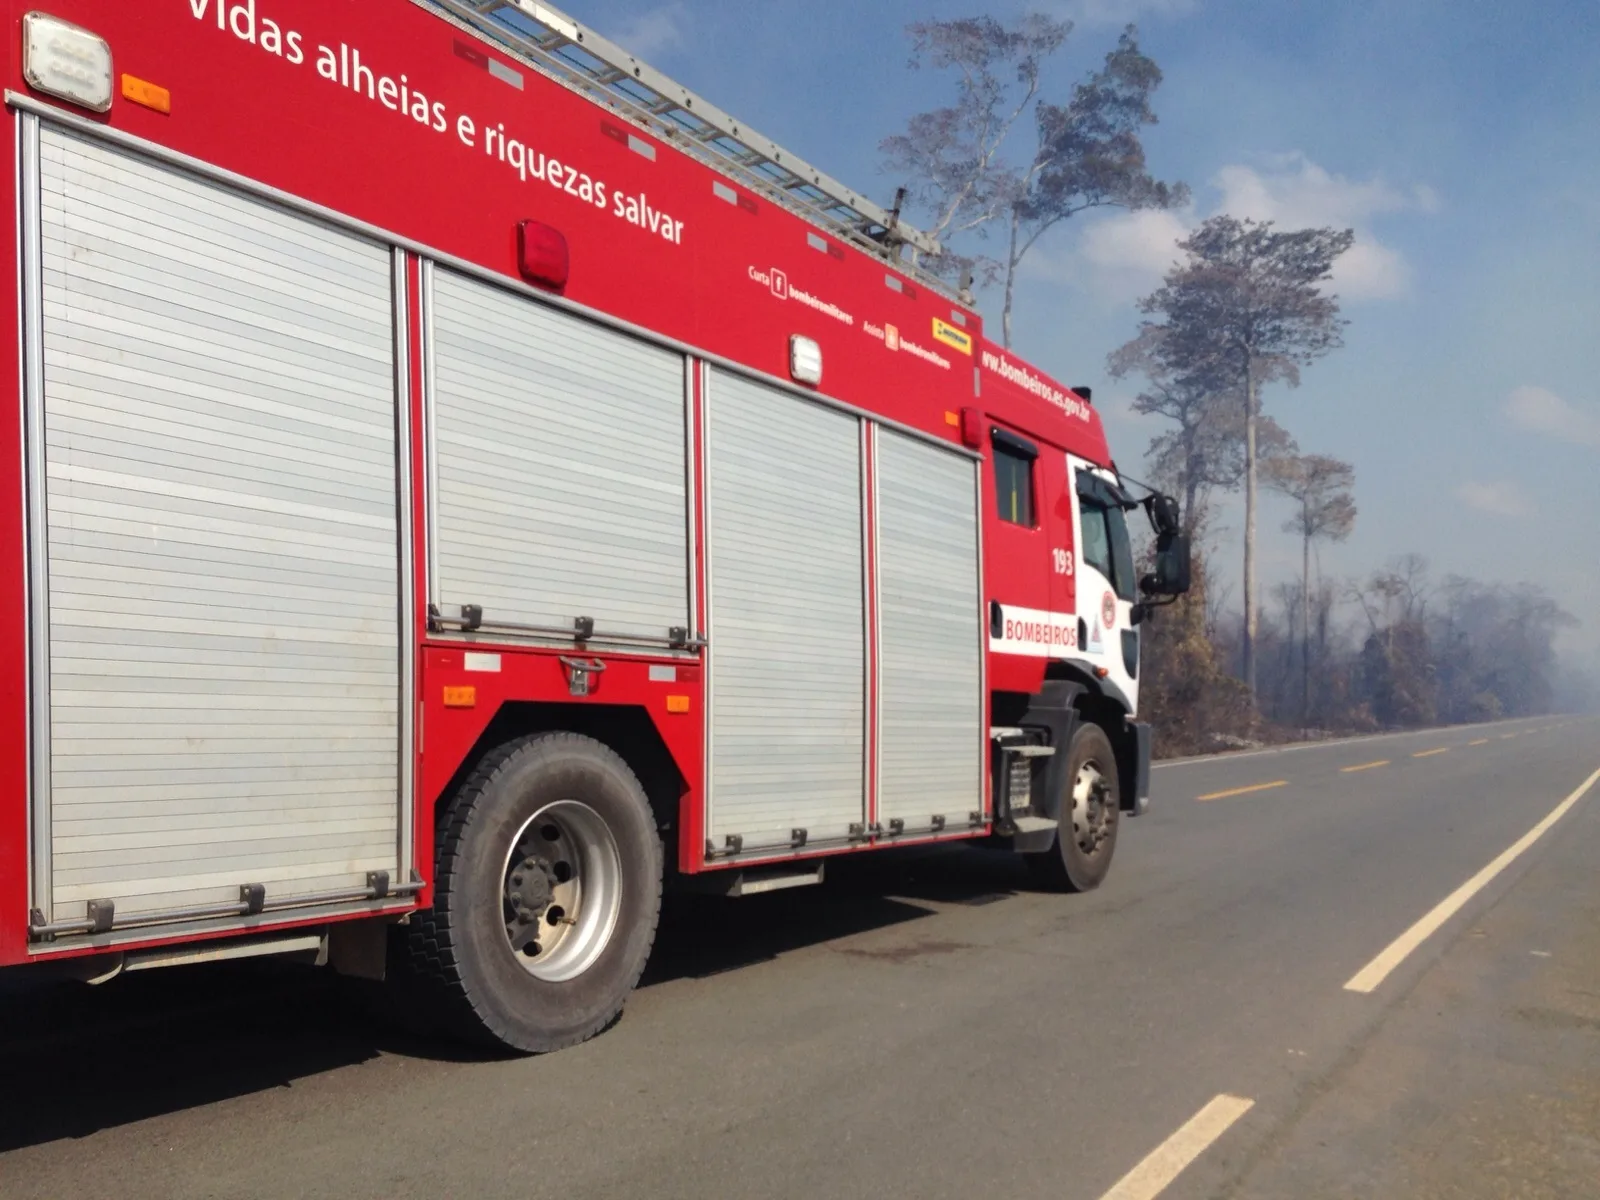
1146, 494, 1181, 536
1141, 531, 1192, 597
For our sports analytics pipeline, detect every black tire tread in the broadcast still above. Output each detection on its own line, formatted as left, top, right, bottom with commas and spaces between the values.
1025, 722, 1120, 894
402, 732, 662, 1053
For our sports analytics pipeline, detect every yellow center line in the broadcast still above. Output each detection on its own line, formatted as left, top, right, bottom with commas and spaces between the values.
1197, 780, 1289, 802
1341, 759, 1391, 773
1501, 733, 1519, 740
1468, 738, 1490, 746
1412, 747, 1450, 758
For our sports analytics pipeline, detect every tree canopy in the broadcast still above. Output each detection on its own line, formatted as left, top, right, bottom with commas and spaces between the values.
1121, 216, 1354, 700
881, 18, 1185, 345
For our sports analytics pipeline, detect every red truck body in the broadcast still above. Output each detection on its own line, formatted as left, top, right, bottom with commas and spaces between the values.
0, 1, 1147, 1007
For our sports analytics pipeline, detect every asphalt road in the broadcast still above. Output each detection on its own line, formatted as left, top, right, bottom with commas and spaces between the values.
2, 714, 1598, 1199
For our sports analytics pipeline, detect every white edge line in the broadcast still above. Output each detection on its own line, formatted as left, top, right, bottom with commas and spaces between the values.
1152, 716, 1566, 771
1343, 764, 1600, 994
1099, 1093, 1256, 1200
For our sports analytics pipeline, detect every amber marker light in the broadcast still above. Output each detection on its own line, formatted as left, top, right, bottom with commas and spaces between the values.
122, 75, 172, 114
443, 686, 477, 709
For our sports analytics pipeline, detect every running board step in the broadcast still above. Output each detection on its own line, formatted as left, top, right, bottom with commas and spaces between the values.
692, 864, 826, 897
1009, 817, 1058, 836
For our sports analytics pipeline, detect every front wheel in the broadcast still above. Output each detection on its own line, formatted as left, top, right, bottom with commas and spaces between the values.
402, 733, 662, 1053
1026, 722, 1121, 893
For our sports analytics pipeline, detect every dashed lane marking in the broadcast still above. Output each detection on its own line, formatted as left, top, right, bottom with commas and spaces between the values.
1412, 747, 1450, 758
1197, 780, 1289, 802
1098, 1094, 1256, 1200
1468, 738, 1490, 746
1343, 765, 1600, 994
1341, 760, 1390, 773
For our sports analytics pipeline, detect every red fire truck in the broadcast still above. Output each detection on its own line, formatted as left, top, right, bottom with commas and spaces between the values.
0, 0, 1190, 1050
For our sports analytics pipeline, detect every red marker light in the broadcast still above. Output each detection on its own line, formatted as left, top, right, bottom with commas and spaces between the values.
517, 220, 570, 292
960, 406, 984, 450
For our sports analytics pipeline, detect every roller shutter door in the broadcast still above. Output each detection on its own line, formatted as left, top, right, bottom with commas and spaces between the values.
430, 270, 688, 641
706, 370, 865, 850
874, 430, 983, 832
35, 127, 402, 923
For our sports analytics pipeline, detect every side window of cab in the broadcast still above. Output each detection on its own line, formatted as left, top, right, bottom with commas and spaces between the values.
992, 429, 1038, 527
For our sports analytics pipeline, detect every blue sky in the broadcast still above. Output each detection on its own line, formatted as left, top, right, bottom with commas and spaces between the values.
565, 0, 1600, 652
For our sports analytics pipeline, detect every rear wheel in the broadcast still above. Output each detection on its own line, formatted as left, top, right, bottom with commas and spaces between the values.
402, 733, 662, 1053
1026, 722, 1121, 893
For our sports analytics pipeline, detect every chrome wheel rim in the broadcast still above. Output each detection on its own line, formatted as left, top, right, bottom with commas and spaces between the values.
1070, 759, 1116, 857
500, 800, 623, 982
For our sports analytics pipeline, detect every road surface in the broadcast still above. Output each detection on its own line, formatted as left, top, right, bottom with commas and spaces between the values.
3, 714, 1598, 1199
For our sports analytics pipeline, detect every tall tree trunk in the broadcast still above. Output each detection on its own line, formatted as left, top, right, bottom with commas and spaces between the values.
1242, 365, 1258, 702
1182, 432, 1202, 533
1302, 521, 1312, 727
1001, 210, 1021, 349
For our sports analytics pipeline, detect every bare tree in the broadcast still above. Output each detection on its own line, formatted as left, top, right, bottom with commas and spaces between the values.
1131, 217, 1354, 702
1108, 324, 1294, 532
880, 16, 1070, 260
882, 20, 1185, 346
1265, 453, 1356, 724
996, 28, 1186, 345
1350, 555, 1436, 727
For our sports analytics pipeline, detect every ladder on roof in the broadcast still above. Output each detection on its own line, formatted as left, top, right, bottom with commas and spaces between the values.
414, 0, 947, 278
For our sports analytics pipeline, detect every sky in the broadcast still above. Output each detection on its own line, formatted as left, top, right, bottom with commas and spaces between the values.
560, 0, 1600, 652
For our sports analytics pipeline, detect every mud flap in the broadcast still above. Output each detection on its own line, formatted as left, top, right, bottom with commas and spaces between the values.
1120, 721, 1152, 815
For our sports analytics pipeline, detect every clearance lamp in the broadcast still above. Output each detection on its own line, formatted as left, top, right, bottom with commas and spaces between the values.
789, 335, 822, 386
22, 12, 114, 113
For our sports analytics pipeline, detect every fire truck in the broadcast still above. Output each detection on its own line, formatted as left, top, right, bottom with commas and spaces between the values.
0, 0, 1191, 1051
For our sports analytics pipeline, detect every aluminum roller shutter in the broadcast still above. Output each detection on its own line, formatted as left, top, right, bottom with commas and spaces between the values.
35, 128, 402, 922
706, 370, 865, 851
874, 430, 983, 833
429, 270, 688, 641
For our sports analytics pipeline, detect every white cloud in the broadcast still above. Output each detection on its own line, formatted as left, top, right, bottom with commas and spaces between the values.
1059, 152, 1434, 305
1504, 385, 1600, 448
1455, 480, 1535, 518
1212, 155, 1426, 300
1075, 208, 1191, 301
1212, 156, 1419, 228
609, 3, 687, 59
1325, 239, 1411, 301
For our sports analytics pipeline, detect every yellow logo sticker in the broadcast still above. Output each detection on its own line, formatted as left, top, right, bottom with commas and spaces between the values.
932, 317, 973, 356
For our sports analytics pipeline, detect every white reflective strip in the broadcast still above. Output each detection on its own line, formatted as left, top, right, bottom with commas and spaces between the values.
464, 653, 502, 673
988, 604, 1078, 657
486, 59, 525, 89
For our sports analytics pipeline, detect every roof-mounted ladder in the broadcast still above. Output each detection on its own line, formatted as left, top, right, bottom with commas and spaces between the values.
415, 0, 947, 280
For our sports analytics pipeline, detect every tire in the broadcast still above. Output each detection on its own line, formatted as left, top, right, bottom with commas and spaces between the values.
401, 732, 662, 1053
1026, 722, 1121, 893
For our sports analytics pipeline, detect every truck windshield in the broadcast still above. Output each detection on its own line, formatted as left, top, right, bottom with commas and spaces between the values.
1077, 475, 1137, 603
